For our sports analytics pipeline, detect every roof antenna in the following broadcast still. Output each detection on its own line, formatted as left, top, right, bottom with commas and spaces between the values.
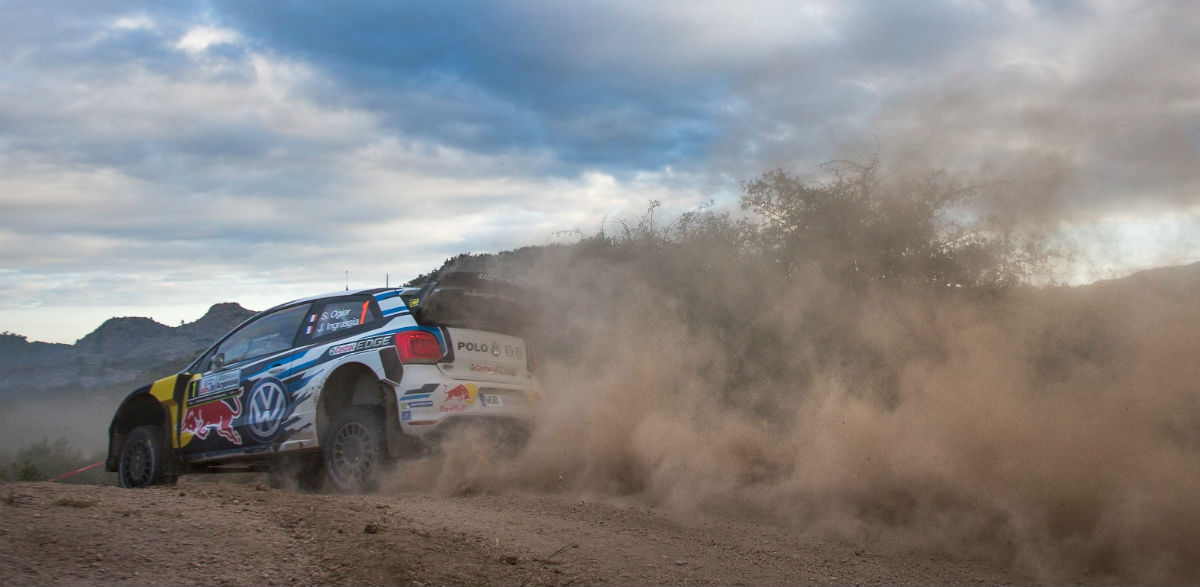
386, 273, 389, 288
345, 270, 349, 291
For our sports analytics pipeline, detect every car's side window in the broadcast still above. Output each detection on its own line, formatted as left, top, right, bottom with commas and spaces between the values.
210, 303, 311, 369
304, 297, 378, 341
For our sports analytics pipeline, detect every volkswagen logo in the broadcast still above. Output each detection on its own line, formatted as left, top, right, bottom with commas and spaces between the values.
246, 377, 289, 443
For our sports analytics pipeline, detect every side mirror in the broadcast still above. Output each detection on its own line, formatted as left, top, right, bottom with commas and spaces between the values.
211, 352, 226, 371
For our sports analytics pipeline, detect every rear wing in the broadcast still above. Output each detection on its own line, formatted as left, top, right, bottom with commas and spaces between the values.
411, 272, 535, 336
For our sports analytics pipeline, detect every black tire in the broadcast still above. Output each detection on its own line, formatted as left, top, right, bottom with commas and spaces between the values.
323, 406, 388, 493
117, 425, 173, 488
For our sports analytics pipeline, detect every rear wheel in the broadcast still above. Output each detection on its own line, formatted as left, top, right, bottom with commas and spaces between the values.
324, 406, 387, 493
117, 425, 173, 488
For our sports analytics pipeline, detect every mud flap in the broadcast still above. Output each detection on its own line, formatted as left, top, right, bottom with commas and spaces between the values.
381, 382, 422, 458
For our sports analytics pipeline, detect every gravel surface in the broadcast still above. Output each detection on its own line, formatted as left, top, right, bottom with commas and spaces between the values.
0, 479, 1052, 586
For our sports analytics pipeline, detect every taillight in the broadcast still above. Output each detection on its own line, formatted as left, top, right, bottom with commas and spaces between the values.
394, 330, 444, 364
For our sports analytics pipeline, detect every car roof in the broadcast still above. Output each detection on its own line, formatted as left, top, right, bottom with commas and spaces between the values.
259, 287, 395, 313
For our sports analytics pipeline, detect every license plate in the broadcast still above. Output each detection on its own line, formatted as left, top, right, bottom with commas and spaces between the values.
481, 393, 526, 408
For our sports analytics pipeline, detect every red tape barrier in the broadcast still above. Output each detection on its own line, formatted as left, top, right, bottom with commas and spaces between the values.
49, 461, 105, 482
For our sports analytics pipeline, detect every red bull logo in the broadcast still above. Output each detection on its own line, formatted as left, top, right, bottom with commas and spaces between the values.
440, 384, 477, 413
181, 397, 243, 445
446, 384, 471, 402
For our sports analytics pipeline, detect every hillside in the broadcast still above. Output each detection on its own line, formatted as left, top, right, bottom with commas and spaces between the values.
0, 303, 255, 398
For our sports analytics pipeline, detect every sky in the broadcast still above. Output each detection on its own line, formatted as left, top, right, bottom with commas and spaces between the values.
2, 0, 1198, 344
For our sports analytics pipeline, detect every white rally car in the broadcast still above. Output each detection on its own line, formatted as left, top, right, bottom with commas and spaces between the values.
106, 272, 540, 492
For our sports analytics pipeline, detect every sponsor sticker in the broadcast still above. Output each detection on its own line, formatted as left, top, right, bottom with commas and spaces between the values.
328, 335, 392, 357
470, 363, 518, 376
193, 370, 240, 403
440, 383, 478, 413
181, 397, 243, 446
328, 342, 356, 356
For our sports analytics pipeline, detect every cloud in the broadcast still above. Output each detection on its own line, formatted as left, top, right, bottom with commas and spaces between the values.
208, 1, 741, 173
1, 0, 1198, 342
112, 14, 155, 32
175, 25, 240, 55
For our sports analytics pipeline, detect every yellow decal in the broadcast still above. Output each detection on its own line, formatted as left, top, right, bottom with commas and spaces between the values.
148, 375, 185, 449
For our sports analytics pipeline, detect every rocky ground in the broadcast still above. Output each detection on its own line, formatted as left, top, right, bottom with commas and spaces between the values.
0, 478, 1058, 586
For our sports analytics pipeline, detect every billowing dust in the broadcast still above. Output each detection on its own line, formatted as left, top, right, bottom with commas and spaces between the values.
380, 211, 1200, 584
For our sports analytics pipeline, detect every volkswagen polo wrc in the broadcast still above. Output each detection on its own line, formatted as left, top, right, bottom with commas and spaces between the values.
106, 272, 540, 492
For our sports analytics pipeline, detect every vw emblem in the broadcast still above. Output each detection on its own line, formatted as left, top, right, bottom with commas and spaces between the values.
246, 377, 288, 443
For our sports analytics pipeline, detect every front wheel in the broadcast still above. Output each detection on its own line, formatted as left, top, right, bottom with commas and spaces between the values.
117, 425, 174, 488
324, 406, 387, 493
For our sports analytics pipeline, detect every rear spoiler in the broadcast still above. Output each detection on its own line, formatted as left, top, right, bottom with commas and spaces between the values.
411, 272, 535, 334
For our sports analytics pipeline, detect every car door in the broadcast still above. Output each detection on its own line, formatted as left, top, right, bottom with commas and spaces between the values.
179, 303, 311, 457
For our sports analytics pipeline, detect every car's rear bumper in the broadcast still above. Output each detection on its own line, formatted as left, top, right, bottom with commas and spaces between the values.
393, 365, 539, 435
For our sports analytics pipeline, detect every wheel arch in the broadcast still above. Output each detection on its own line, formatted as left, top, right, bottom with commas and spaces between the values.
315, 360, 409, 459
106, 386, 172, 472
316, 362, 386, 438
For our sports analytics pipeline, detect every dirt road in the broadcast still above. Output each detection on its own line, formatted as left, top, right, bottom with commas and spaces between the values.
0, 478, 1057, 586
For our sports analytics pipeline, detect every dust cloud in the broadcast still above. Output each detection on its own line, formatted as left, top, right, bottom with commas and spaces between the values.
0, 392, 120, 456
381, 175, 1200, 584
